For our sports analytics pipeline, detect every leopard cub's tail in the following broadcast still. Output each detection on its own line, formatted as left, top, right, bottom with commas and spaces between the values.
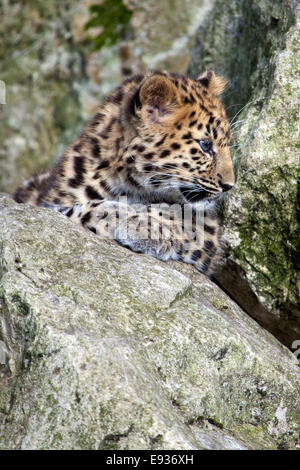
13, 171, 52, 206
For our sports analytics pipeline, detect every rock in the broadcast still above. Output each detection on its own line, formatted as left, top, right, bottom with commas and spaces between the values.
0, 196, 299, 450
188, 0, 300, 347
125, 0, 215, 73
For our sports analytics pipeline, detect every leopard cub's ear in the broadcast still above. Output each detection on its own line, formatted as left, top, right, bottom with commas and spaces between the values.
139, 74, 180, 124
197, 70, 228, 96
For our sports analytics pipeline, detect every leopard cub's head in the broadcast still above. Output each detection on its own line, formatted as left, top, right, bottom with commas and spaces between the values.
122, 71, 234, 204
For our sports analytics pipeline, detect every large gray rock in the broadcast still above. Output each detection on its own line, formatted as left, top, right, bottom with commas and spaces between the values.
188, 0, 300, 347
0, 196, 299, 450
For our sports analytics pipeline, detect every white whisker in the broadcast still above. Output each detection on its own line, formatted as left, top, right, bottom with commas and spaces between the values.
229, 99, 260, 126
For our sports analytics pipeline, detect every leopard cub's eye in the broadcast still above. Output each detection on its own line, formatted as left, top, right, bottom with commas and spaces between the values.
199, 140, 212, 153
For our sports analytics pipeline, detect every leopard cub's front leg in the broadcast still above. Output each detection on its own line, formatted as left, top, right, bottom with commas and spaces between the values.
61, 199, 178, 258
62, 199, 131, 240
62, 199, 220, 276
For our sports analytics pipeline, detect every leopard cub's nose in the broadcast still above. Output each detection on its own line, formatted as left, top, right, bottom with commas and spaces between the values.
220, 183, 233, 192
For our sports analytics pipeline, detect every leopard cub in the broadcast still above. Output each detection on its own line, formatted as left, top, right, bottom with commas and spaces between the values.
14, 70, 234, 275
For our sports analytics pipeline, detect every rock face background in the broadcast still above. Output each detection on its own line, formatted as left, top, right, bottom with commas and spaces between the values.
0, 0, 214, 193
0, 1, 86, 193
0, 0, 299, 451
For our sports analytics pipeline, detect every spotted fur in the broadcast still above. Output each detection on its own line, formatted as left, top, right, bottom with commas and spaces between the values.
14, 70, 234, 275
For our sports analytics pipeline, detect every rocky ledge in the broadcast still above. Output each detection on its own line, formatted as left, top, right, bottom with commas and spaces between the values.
0, 196, 299, 450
